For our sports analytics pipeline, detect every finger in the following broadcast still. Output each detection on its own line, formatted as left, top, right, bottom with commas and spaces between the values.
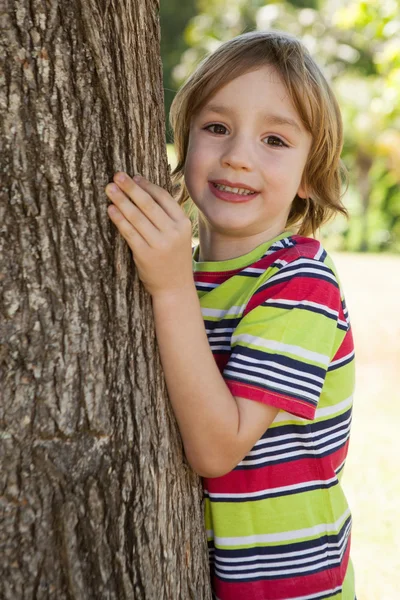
112, 172, 175, 229
107, 204, 149, 253
106, 183, 161, 244
115, 173, 185, 223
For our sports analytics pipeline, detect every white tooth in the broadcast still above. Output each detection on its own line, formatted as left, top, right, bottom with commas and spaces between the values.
215, 183, 254, 195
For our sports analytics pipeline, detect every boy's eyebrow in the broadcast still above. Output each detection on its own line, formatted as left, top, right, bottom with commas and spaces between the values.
202, 103, 302, 133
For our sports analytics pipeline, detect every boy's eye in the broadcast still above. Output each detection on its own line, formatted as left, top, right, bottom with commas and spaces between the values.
204, 123, 228, 135
264, 135, 287, 147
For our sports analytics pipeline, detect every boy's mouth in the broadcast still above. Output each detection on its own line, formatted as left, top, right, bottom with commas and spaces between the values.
213, 183, 255, 196
209, 181, 258, 203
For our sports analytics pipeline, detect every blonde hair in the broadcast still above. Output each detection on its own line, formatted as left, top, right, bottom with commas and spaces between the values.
169, 30, 348, 236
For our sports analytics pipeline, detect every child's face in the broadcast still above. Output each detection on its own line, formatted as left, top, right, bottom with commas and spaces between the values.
184, 66, 312, 243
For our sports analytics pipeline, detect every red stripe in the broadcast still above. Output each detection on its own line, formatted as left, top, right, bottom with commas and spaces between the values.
204, 448, 348, 495
212, 543, 350, 600
332, 330, 354, 361
245, 276, 340, 315
291, 235, 322, 258
194, 271, 238, 283
226, 380, 316, 419
214, 353, 230, 371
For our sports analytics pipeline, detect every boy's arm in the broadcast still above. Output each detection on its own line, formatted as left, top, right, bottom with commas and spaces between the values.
152, 286, 278, 477
105, 173, 278, 477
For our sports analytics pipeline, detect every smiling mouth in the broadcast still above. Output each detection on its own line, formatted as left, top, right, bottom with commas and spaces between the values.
211, 182, 257, 196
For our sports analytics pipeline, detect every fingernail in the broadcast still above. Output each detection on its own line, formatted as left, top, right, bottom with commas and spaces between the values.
133, 174, 142, 182
107, 183, 118, 193
115, 172, 126, 183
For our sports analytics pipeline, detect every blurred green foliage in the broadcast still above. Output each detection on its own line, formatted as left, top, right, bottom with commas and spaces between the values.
160, 0, 400, 253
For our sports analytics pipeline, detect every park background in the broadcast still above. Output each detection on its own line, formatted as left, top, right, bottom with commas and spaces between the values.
160, 1, 400, 598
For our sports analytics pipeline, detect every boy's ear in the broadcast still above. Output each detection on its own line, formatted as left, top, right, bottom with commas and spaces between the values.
297, 177, 310, 200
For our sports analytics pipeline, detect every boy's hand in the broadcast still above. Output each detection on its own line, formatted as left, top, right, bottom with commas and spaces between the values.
105, 172, 193, 297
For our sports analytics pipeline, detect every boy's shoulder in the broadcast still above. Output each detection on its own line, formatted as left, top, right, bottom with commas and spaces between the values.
255, 234, 331, 272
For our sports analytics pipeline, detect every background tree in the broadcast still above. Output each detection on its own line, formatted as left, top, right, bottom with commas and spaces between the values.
0, 1, 211, 598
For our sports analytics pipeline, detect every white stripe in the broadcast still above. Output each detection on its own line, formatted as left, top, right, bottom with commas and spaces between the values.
243, 267, 265, 274
213, 531, 350, 563
231, 354, 325, 384
270, 260, 336, 279
338, 319, 348, 329
272, 258, 288, 267
283, 586, 343, 600
273, 394, 353, 423
215, 552, 346, 578
313, 243, 324, 260
207, 476, 337, 501
268, 267, 336, 284
231, 333, 330, 366
335, 458, 346, 474
213, 508, 350, 546
264, 298, 338, 319
216, 528, 351, 575
197, 282, 219, 289
329, 350, 355, 368
225, 368, 319, 402
201, 304, 245, 318
227, 362, 323, 394
314, 394, 353, 419
216, 545, 346, 571
205, 327, 234, 334
241, 433, 350, 466
248, 417, 351, 457
254, 413, 352, 450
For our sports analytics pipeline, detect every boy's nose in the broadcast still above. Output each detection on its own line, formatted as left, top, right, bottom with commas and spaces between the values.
220, 135, 254, 171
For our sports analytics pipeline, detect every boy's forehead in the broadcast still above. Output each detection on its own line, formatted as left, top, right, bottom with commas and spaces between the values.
194, 69, 305, 133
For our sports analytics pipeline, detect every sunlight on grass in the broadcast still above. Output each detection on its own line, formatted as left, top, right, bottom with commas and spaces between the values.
333, 253, 400, 600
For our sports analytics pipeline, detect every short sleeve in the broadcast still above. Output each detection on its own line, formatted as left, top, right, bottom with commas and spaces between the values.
223, 257, 347, 420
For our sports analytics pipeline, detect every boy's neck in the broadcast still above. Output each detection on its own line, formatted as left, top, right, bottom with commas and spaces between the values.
197, 223, 288, 262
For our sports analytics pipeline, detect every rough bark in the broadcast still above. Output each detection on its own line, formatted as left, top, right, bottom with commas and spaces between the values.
0, 1, 211, 598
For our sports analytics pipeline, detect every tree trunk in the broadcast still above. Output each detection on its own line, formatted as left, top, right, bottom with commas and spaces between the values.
0, 1, 211, 598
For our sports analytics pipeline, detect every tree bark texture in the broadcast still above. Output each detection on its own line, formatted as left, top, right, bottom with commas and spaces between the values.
0, 1, 211, 598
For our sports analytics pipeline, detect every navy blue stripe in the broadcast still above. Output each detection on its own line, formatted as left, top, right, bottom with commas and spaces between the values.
236, 433, 351, 469
247, 413, 352, 452
224, 372, 318, 406
237, 270, 264, 278
215, 553, 345, 578
319, 249, 328, 262
262, 300, 338, 321
204, 317, 241, 330
226, 367, 321, 402
241, 428, 350, 462
230, 354, 325, 387
204, 477, 339, 503
328, 353, 355, 372
269, 257, 336, 276
259, 270, 340, 292
228, 345, 327, 379
259, 408, 352, 442
228, 358, 324, 390
212, 517, 351, 559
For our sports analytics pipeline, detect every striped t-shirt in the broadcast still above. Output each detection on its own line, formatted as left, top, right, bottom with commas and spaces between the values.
193, 232, 356, 600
